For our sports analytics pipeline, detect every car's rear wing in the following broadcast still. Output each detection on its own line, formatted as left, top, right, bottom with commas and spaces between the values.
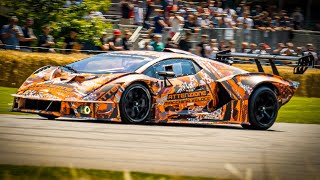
216, 50, 314, 75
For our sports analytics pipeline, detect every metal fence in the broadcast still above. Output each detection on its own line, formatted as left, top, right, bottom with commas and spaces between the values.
1, 26, 319, 55
125, 26, 320, 53
198, 28, 320, 52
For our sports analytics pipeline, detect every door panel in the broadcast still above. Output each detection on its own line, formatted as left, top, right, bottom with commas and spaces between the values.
144, 58, 218, 122
155, 71, 214, 122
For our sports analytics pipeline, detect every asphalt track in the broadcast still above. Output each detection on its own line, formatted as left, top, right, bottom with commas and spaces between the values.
0, 114, 319, 180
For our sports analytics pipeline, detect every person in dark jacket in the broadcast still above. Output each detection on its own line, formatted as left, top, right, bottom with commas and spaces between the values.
62, 29, 81, 54
37, 25, 55, 53
108, 29, 124, 51
153, 9, 167, 34
179, 32, 192, 52
196, 34, 208, 57
122, 31, 131, 50
120, 0, 133, 25
20, 18, 37, 51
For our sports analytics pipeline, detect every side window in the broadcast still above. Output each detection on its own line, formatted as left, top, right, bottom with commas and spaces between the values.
192, 62, 202, 73
150, 59, 200, 79
142, 66, 157, 78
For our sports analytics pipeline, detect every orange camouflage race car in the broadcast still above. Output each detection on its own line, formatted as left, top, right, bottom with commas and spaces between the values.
12, 50, 306, 130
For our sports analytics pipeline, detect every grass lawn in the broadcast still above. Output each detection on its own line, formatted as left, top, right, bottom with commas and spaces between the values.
278, 97, 320, 124
0, 86, 18, 114
0, 86, 319, 124
0, 164, 219, 180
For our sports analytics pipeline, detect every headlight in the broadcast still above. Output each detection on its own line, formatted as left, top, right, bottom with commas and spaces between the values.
78, 106, 91, 115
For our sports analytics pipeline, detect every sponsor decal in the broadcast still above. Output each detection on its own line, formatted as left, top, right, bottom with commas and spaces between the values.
167, 91, 208, 100
164, 91, 210, 105
164, 97, 210, 105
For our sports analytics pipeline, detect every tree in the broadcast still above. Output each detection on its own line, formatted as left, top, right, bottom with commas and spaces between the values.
0, 0, 112, 46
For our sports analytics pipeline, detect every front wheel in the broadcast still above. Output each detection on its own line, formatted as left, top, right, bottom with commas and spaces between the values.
242, 86, 279, 130
120, 83, 152, 124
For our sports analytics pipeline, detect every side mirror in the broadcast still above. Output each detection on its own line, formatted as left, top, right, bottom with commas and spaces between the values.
157, 71, 175, 87
158, 71, 175, 78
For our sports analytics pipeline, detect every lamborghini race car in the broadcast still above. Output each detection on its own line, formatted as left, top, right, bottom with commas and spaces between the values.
12, 51, 301, 130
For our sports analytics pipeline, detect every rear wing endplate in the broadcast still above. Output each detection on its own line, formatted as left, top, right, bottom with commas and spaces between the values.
216, 50, 314, 75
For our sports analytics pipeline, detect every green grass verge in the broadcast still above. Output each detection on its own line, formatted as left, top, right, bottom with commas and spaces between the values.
0, 86, 17, 114
278, 97, 320, 124
0, 164, 219, 180
0, 86, 319, 124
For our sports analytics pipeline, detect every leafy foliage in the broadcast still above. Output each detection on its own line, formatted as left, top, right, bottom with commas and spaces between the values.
0, 0, 112, 46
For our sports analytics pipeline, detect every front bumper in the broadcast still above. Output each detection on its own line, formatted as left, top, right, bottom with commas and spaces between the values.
11, 95, 121, 122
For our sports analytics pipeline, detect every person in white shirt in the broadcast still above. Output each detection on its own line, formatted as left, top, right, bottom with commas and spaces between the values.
241, 42, 250, 53
224, 7, 236, 19
249, 43, 259, 54
194, 12, 203, 27
228, 40, 236, 53
280, 43, 295, 56
257, 43, 269, 54
169, 11, 184, 37
205, 39, 219, 59
303, 44, 318, 66
133, 1, 144, 26
237, 12, 253, 29
216, 1, 224, 14
199, 12, 211, 28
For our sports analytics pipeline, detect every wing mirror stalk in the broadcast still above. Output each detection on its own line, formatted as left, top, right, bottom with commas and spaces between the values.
158, 71, 175, 87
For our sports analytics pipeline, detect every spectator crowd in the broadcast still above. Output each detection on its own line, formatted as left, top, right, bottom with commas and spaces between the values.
121, 0, 318, 63
0, 16, 132, 53
122, 0, 308, 32
121, 0, 318, 64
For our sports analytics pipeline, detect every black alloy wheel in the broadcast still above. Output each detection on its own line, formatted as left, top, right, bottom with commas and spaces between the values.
120, 83, 152, 123
242, 86, 279, 130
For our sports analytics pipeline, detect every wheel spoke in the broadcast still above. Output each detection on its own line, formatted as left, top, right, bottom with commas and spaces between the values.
256, 113, 264, 122
126, 108, 133, 117
140, 99, 146, 108
263, 111, 271, 119
127, 91, 134, 101
265, 105, 275, 110
131, 107, 136, 117
255, 97, 261, 106
261, 98, 270, 106
133, 91, 139, 99
135, 106, 140, 112
136, 109, 143, 119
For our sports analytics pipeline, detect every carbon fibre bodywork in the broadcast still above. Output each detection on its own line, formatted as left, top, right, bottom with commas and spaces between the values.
12, 51, 298, 125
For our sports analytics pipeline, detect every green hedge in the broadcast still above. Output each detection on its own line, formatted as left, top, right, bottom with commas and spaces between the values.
0, 50, 319, 97
0, 51, 89, 87
235, 64, 320, 97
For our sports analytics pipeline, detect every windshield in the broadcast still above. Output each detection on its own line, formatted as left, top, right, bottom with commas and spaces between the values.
67, 54, 153, 74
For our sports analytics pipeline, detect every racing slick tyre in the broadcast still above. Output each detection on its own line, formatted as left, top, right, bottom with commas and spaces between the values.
242, 86, 279, 130
39, 114, 58, 120
120, 83, 152, 124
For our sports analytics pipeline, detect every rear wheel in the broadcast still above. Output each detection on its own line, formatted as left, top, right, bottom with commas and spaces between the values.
242, 86, 279, 130
120, 83, 152, 124
39, 114, 58, 120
